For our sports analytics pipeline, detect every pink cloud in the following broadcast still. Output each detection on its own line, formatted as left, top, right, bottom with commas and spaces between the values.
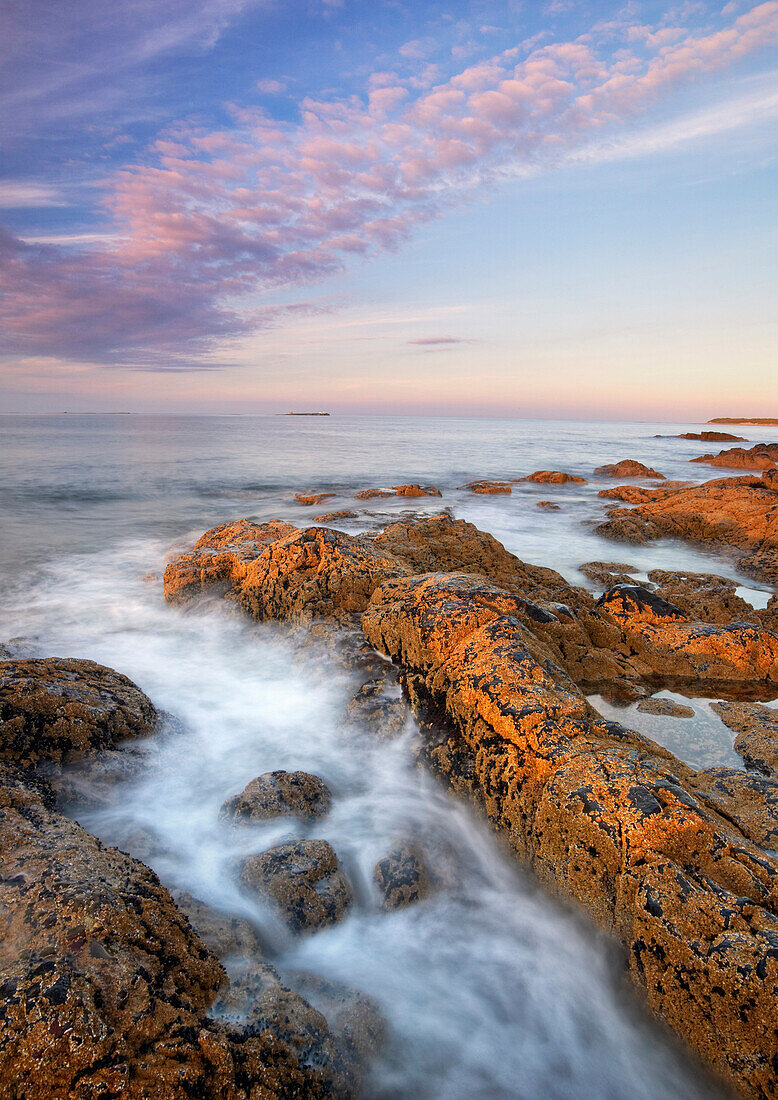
3, 2, 778, 367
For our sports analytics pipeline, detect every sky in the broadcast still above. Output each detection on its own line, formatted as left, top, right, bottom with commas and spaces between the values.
1, 0, 777, 418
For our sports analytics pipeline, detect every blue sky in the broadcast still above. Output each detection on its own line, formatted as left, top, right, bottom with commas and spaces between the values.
1, 0, 777, 415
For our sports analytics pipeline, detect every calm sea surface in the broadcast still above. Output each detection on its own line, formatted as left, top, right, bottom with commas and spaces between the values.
3, 413, 775, 1097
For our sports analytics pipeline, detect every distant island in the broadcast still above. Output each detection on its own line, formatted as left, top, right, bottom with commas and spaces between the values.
707, 417, 778, 425
285, 411, 330, 416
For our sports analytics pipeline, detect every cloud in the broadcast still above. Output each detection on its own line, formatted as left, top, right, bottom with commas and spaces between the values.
407, 336, 469, 345
3, 2, 778, 366
0, 182, 66, 208
256, 78, 287, 94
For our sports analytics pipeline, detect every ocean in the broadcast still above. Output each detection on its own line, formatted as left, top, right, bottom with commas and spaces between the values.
4, 412, 774, 1097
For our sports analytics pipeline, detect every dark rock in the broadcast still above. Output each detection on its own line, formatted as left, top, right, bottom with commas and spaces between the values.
374, 842, 432, 910
221, 771, 332, 824
240, 840, 353, 933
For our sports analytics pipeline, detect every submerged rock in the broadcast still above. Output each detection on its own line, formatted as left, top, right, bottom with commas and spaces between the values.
240, 839, 353, 933
221, 770, 332, 824
373, 842, 432, 910
711, 701, 778, 777
518, 470, 586, 484
536, 500, 560, 510
635, 698, 694, 718
593, 460, 666, 479
390, 483, 441, 497
314, 509, 359, 521
294, 491, 336, 506
0, 657, 156, 765
579, 561, 641, 588
347, 674, 409, 739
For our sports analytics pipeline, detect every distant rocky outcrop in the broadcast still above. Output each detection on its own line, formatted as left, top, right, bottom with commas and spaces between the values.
675, 431, 746, 442
594, 460, 666, 479
517, 470, 586, 484
691, 443, 778, 471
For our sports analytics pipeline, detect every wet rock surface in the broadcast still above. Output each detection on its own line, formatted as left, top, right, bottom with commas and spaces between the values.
711, 701, 778, 777
594, 460, 666, 479
0, 657, 157, 765
373, 842, 432, 910
635, 698, 694, 718
241, 840, 353, 933
465, 479, 512, 493
676, 431, 747, 442
0, 767, 333, 1100
517, 470, 586, 484
360, 569, 778, 1099
221, 770, 333, 824
596, 475, 778, 584
294, 492, 336, 506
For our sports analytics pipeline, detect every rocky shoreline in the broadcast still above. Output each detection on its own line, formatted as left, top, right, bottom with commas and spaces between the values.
2, 460, 777, 1098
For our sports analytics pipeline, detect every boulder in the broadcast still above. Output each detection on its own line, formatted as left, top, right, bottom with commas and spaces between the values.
579, 561, 640, 588
647, 568, 759, 625
221, 771, 332, 824
0, 658, 156, 765
390, 484, 441, 497
762, 468, 778, 490
354, 489, 393, 500
536, 501, 560, 510
314, 509, 359, 521
710, 701, 778, 777
373, 842, 432, 910
240, 840, 353, 933
594, 460, 666, 479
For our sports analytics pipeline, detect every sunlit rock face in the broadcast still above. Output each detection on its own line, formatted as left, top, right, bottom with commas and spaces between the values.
597, 475, 778, 583
691, 442, 778, 470
360, 571, 778, 1100
0, 657, 157, 765
163, 520, 297, 605
593, 460, 666, 479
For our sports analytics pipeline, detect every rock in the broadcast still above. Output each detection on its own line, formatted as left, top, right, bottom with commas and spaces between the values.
238, 527, 411, 624
762, 468, 778, 489
646, 569, 758, 625
536, 501, 560, 510
677, 432, 747, 442
354, 488, 393, 500
314, 509, 359, 521
596, 475, 778, 585
596, 585, 687, 625
636, 698, 694, 718
0, 768, 322, 1099
171, 889, 265, 959
289, 973, 386, 1067
361, 570, 778, 1099
594, 460, 666, 479
46, 745, 151, 810
294, 492, 336, 506
390, 484, 441, 497
240, 840, 353, 933
710, 701, 778, 777
464, 480, 511, 494
691, 443, 778, 471
517, 470, 586, 484
0, 658, 156, 765
691, 767, 778, 849
163, 519, 296, 604
373, 842, 431, 910
347, 674, 409, 739
221, 771, 332, 824
579, 561, 640, 588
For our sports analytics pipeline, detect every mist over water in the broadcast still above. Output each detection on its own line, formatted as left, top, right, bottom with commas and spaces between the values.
3, 414, 768, 1096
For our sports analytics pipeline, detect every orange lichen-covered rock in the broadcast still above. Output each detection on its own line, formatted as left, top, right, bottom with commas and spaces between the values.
691, 443, 778, 471
294, 492, 336, 506
596, 475, 778, 583
647, 568, 759, 625
594, 460, 666, 479
464, 480, 512, 494
517, 470, 586, 484
240, 840, 352, 933
238, 527, 411, 623
596, 585, 778, 683
354, 488, 393, 500
390, 484, 441, 497
0, 658, 156, 765
361, 571, 778, 1099
0, 769, 329, 1100
163, 520, 296, 604
314, 510, 358, 521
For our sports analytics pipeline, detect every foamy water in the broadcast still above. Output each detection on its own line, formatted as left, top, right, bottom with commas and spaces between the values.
3, 413, 772, 1096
